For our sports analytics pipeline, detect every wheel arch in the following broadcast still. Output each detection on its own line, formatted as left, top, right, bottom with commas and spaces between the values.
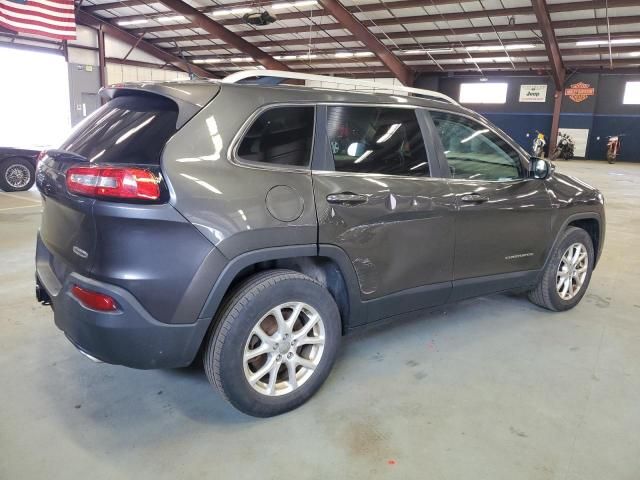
546, 213, 603, 271
198, 244, 364, 334
0, 155, 36, 168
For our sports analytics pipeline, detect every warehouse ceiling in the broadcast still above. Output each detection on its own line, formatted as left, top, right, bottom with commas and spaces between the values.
1, 0, 640, 82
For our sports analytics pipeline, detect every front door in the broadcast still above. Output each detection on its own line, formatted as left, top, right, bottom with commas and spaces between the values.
428, 110, 553, 300
312, 105, 455, 325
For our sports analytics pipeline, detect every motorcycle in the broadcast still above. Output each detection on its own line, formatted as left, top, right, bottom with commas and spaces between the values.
552, 132, 575, 160
606, 134, 624, 164
531, 131, 546, 158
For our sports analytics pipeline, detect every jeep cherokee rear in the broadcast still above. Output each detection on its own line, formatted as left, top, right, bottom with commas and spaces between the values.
35, 72, 605, 417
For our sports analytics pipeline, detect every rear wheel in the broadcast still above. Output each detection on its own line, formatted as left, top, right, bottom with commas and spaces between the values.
0, 157, 35, 192
528, 227, 594, 311
204, 270, 341, 417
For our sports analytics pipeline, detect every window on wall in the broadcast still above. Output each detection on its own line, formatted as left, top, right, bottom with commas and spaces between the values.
326, 106, 429, 176
237, 106, 315, 167
430, 111, 523, 181
459, 83, 508, 104
623, 81, 640, 105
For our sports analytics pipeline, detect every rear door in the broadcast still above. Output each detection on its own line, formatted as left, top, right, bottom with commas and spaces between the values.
312, 104, 455, 325
427, 109, 553, 299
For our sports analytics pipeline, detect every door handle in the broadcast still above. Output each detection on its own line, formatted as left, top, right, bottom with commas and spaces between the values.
460, 194, 489, 204
326, 192, 368, 206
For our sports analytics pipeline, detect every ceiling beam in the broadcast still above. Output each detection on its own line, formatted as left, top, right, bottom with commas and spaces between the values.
148, 14, 640, 47
75, 10, 213, 78
131, 4, 531, 35
170, 32, 640, 56
315, 0, 413, 85
532, 0, 565, 89
154, 0, 289, 71
293, 58, 640, 75
196, 45, 640, 70
109, 0, 633, 34
90, 0, 477, 18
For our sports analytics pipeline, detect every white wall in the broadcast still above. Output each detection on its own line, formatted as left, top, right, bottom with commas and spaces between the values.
66, 25, 189, 84
105, 63, 189, 84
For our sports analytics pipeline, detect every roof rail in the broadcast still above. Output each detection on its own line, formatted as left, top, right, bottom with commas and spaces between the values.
222, 69, 458, 105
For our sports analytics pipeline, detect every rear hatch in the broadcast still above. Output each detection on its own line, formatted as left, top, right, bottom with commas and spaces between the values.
36, 83, 220, 320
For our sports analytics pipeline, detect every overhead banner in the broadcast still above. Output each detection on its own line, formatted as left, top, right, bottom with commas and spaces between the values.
519, 84, 548, 102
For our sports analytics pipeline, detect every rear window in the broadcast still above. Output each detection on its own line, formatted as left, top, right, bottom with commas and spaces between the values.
60, 95, 179, 165
237, 106, 314, 167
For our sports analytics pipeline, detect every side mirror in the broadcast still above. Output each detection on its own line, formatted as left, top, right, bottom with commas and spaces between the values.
530, 157, 552, 179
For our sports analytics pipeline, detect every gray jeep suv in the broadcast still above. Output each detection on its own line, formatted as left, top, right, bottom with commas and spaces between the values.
35, 71, 605, 417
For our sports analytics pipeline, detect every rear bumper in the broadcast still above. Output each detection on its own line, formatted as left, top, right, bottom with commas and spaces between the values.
36, 235, 210, 369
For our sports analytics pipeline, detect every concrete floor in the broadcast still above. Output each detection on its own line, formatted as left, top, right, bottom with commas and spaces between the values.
1, 160, 639, 479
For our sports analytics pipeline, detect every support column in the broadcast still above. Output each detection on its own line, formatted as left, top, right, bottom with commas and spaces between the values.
549, 89, 563, 156
97, 26, 106, 90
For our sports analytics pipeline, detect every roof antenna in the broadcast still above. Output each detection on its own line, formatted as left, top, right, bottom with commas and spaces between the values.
174, 41, 196, 80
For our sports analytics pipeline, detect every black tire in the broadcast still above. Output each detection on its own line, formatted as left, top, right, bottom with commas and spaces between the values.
528, 227, 594, 311
204, 269, 341, 417
0, 157, 35, 192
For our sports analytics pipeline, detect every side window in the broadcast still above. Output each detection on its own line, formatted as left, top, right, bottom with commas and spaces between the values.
326, 106, 429, 177
430, 111, 523, 181
237, 106, 314, 167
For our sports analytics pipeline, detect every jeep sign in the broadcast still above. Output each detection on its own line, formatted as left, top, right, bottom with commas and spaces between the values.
519, 84, 548, 103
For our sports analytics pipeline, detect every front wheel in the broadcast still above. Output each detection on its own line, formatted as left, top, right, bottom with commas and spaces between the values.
528, 227, 594, 311
204, 270, 341, 417
0, 157, 35, 192
607, 150, 616, 164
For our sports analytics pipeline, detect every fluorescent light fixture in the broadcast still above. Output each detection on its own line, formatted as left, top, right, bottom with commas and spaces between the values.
466, 44, 536, 52
376, 123, 402, 143
192, 58, 224, 64
117, 19, 149, 26
395, 48, 454, 55
631, 52, 640, 57
231, 7, 253, 14
463, 56, 511, 63
273, 0, 318, 8
212, 7, 253, 17
274, 53, 319, 60
157, 15, 185, 22
576, 38, 640, 46
230, 57, 253, 62
334, 51, 373, 58
461, 129, 489, 144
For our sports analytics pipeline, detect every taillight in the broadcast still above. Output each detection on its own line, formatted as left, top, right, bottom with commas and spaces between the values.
66, 166, 160, 201
71, 285, 118, 311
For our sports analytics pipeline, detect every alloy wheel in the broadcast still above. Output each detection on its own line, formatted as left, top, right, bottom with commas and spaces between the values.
243, 302, 325, 396
5, 164, 31, 189
556, 242, 588, 300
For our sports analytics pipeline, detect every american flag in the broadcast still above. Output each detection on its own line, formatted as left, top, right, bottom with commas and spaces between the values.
0, 0, 76, 40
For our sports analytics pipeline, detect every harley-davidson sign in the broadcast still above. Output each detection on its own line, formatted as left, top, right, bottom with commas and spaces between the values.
565, 82, 596, 103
